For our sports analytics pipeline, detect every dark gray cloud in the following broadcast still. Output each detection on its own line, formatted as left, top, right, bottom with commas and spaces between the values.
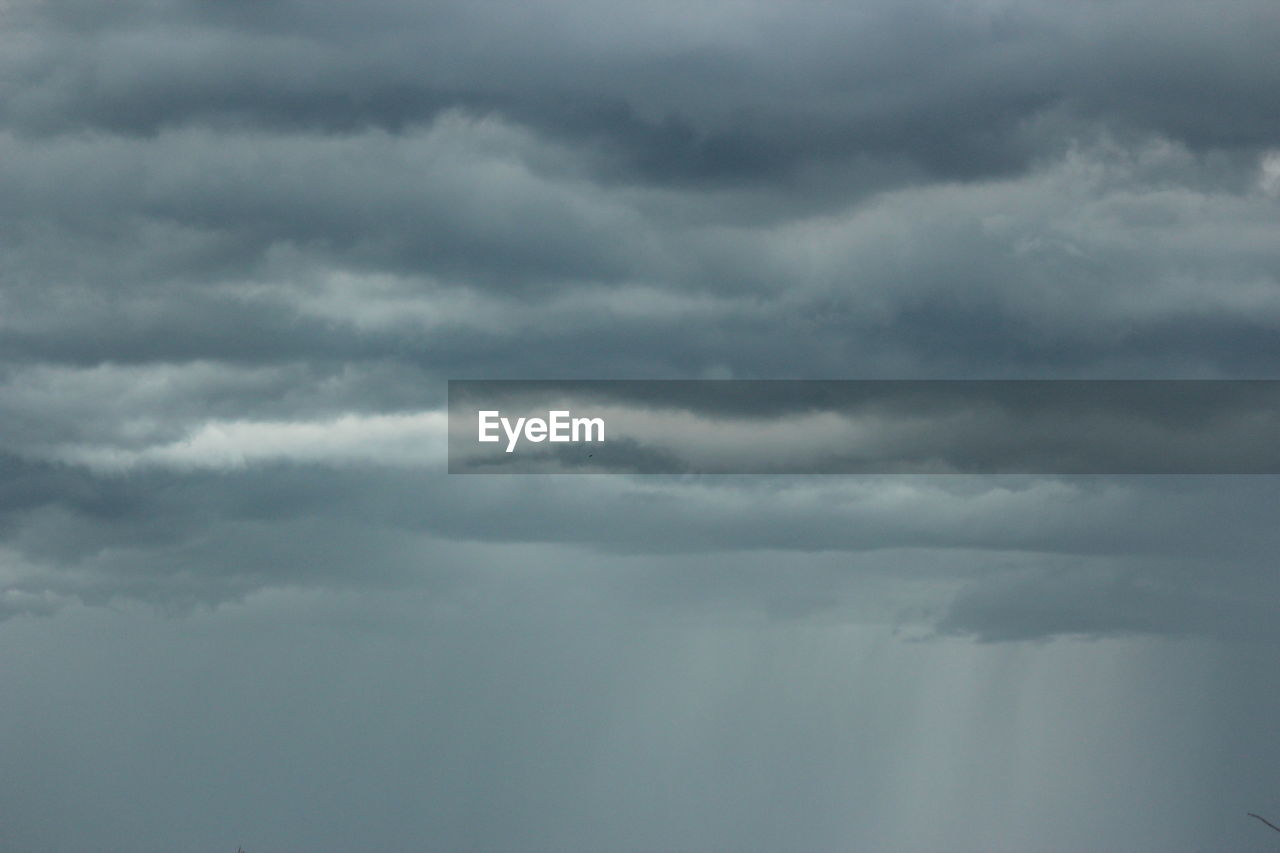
3, 2, 1280, 850
0, 0, 1276, 623
938, 564, 1280, 642
1, 0, 1278, 630
1, 119, 1278, 380
7, 0, 1278, 181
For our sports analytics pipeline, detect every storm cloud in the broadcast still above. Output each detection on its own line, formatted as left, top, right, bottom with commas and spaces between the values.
3, 0, 1280, 850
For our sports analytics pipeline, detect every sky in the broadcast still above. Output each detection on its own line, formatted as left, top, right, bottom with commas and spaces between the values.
2, 0, 1280, 851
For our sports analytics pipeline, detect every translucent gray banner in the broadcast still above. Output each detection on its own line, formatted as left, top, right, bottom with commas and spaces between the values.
448, 380, 1280, 474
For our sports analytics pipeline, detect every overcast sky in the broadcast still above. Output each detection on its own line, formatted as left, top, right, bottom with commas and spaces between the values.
3, 1, 1280, 851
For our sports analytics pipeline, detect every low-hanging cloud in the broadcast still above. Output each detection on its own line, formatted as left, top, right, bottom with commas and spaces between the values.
1, 0, 1278, 645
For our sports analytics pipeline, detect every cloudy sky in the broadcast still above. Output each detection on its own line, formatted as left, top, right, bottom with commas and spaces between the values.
2, 0, 1280, 850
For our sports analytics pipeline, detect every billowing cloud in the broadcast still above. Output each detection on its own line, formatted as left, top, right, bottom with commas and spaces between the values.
1, 0, 1278, 638
2, 3, 1280, 850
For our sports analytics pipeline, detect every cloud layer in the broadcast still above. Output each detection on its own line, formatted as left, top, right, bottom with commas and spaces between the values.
2, 0, 1279, 646
6, 3, 1280, 851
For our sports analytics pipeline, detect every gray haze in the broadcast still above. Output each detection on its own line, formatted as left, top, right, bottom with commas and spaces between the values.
2, 0, 1280, 851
